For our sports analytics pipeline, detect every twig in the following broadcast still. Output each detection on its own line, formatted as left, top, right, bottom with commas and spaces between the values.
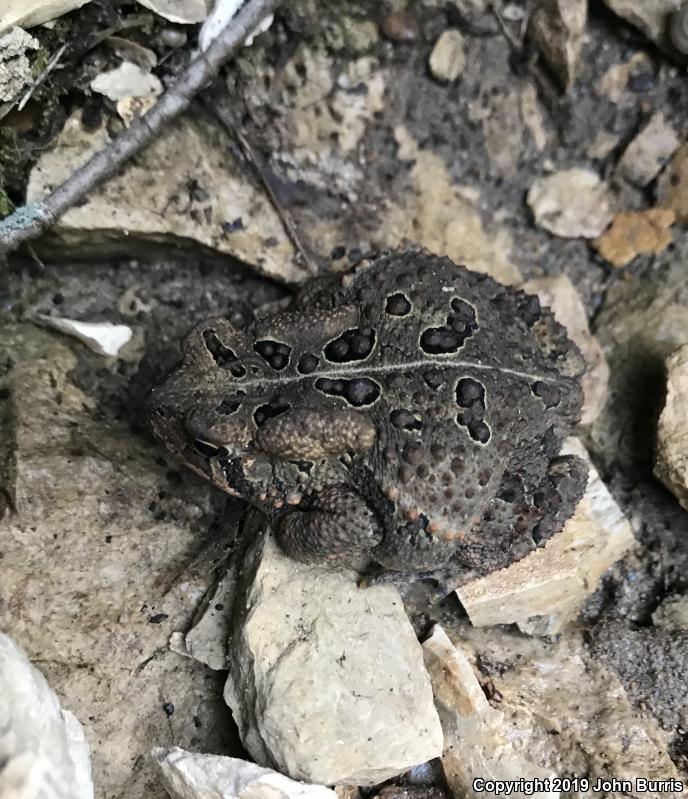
17, 43, 68, 111
0, 0, 281, 258
204, 93, 319, 276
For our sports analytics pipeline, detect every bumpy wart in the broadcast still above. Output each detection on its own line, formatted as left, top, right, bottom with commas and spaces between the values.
147, 250, 588, 587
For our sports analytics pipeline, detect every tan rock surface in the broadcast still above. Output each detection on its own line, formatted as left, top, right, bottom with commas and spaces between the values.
521, 274, 609, 425
456, 626, 683, 794
0, 325, 233, 799
26, 112, 303, 282
654, 344, 688, 510
0, 0, 90, 34
593, 208, 675, 267
379, 127, 522, 284
423, 626, 557, 799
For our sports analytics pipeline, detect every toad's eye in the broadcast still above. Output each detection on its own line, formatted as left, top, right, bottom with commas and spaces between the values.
194, 439, 220, 457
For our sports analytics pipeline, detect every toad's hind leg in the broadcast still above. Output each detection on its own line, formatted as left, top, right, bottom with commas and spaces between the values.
275, 485, 383, 568
363, 454, 589, 599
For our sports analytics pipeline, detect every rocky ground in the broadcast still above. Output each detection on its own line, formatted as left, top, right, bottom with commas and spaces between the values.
1, 1, 688, 798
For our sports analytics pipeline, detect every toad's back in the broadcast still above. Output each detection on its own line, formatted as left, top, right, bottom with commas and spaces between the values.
148, 250, 588, 583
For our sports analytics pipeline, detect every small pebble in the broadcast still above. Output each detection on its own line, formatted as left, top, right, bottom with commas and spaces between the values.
627, 71, 655, 93
160, 28, 187, 48
429, 30, 466, 83
381, 10, 420, 44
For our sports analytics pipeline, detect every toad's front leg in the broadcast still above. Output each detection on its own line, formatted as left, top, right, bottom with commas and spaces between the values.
275, 485, 384, 568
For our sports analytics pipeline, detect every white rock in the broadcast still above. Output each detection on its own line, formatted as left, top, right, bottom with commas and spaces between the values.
135, 0, 208, 24
224, 533, 443, 786
654, 343, 688, 511
0, 633, 93, 799
617, 113, 680, 187
0, 27, 39, 104
0, 0, 90, 34
91, 61, 162, 102
35, 315, 133, 356
422, 626, 557, 799
457, 438, 635, 634
429, 30, 466, 82
521, 274, 609, 425
527, 168, 613, 238
199, 0, 273, 51
153, 747, 338, 799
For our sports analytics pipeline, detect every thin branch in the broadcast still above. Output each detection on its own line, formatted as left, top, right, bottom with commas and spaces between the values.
17, 43, 68, 112
0, 0, 281, 258
204, 93, 319, 276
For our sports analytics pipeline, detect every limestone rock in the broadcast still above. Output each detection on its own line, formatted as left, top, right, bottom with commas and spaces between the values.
422, 626, 557, 799
224, 532, 443, 786
458, 625, 683, 788
529, 0, 586, 90
429, 30, 466, 82
593, 208, 675, 267
457, 438, 635, 634
527, 169, 613, 239
652, 594, 688, 631
601, 0, 681, 52
170, 569, 235, 670
0, 633, 93, 799
134, 0, 208, 24
654, 344, 688, 510
26, 112, 303, 282
0, 0, 90, 34
0, 325, 232, 798
152, 747, 338, 799
0, 27, 38, 104
521, 274, 609, 425
617, 113, 680, 186
90, 61, 162, 102
656, 141, 688, 222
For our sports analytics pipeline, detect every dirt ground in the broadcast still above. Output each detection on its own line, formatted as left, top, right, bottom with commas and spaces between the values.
2, 0, 688, 793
